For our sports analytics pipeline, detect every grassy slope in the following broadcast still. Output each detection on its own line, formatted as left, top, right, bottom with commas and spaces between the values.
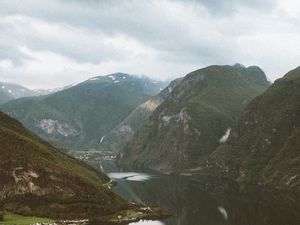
0, 112, 130, 219
0, 212, 53, 225
120, 65, 270, 172
208, 67, 300, 191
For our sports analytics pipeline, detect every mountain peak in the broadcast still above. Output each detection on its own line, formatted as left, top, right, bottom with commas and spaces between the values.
233, 63, 246, 68
282, 66, 300, 81
120, 65, 270, 172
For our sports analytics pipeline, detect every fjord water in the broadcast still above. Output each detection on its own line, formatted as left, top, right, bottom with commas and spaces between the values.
97, 161, 299, 225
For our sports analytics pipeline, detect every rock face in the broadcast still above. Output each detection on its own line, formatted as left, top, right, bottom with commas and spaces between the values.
206, 67, 300, 192
119, 65, 270, 173
0, 73, 167, 151
0, 112, 130, 219
100, 78, 183, 153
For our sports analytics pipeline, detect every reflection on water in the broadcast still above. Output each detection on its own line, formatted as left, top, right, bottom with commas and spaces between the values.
91, 159, 300, 225
129, 220, 165, 225
108, 172, 152, 181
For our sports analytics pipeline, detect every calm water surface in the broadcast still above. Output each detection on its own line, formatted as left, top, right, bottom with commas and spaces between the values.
93, 160, 300, 225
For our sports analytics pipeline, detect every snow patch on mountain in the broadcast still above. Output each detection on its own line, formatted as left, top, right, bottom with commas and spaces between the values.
108, 75, 116, 81
89, 77, 99, 81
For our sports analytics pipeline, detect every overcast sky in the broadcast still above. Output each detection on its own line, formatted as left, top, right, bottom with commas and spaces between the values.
0, 0, 300, 89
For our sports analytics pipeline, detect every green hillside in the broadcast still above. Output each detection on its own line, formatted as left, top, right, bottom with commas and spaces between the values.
119, 64, 270, 173
100, 78, 183, 153
0, 111, 131, 220
0, 73, 167, 151
206, 67, 300, 191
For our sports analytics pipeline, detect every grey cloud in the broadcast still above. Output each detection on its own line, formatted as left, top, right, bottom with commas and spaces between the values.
0, 0, 299, 88
0, 15, 128, 64
0, 0, 237, 65
181, 0, 279, 15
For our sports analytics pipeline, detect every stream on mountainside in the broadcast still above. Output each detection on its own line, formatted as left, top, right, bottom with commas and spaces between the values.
86, 159, 300, 225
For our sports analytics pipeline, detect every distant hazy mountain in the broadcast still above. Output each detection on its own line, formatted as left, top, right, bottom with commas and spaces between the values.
0, 88, 12, 104
0, 81, 67, 104
0, 82, 35, 104
206, 66, 300, 191
0, 73, 167, 151
0, 111, 130, 219
100, 77, 183, 153
32, 85, 71, 96
119, 64, 270, 173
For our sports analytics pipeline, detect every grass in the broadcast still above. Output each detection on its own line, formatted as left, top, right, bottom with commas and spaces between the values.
0, 212, 53, 225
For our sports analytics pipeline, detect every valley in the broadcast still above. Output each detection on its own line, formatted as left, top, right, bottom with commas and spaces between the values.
1, 1, 299, 224
0, 65, 299, 225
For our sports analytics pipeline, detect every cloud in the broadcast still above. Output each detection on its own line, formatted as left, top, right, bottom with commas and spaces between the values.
182, 0, 278, 15
0, 0, 299, 88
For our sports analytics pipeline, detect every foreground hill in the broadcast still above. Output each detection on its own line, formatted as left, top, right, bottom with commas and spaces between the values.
100, 78, 183, 153
206, 67, 300, 191
119, 64, 270, 172
0, 112, 170, 223
0, 111, 129, 219
0, 73, 167, 151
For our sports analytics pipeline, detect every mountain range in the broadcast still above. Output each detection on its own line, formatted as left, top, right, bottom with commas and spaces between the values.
1, 65, 299, 194
119, 64, 270, 172
0, 82, 35, 104
0, 81, 67, 104
0, 73, 167, 151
